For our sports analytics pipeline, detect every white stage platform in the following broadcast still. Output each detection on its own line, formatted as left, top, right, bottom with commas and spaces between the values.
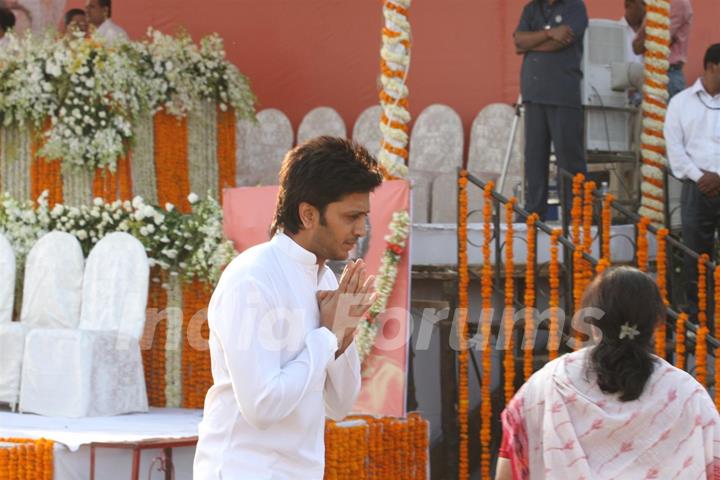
0, 408, 200, 479
411, 223, 655, 266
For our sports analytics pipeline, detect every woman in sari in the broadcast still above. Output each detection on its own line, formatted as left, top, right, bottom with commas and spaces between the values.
496, 266, 720, 479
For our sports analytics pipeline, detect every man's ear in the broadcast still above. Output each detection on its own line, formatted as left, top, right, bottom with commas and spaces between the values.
298, 202, 317, 229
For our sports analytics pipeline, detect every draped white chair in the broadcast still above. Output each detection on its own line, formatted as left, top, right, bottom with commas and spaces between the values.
0, 233, 14, 326
0, 233, 17, 407
236, 108, 294, 187
409, 104, 464, 223
297, 106, 346, 144
0, 231, 84, 409
19, 232, 150, 417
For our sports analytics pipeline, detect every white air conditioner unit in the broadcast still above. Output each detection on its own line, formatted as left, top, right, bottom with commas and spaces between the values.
582, 19, 634, 152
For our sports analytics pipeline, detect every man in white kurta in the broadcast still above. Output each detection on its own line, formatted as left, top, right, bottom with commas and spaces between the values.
86, 0, 127, 43
194, 136, 381, 479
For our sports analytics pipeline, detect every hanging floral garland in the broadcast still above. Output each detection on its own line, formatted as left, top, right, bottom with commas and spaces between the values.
696, 326, 708, 386
636, 216, 651, 272
503, 198, 516, 402
523, 214, 538, 381
655, 228, 669, 358
355, 210, 411, 362
675, 312, 686, 370
638, 0, 671, 225
601, 193, 614, 262
456, 172, 470, 480
479, 181, 494, 480
698, 254, 709, 330
378, 0, 411, 179
549, 229, 561, 360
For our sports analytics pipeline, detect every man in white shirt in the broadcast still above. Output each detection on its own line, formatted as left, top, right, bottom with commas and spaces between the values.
665, 43, 720, 323
193, 136, 383, 479
86, 0, 127, 43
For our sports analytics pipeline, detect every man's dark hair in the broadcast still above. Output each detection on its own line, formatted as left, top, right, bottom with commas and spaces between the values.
99, 0, 112, 18
271, 136, 383, 236
64, 8, 85, 27
704, 43, 720, 70
0, 7, 16, 32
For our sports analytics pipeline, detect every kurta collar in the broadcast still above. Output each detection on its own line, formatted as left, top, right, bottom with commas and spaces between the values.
691, 78, 720, 100
272, 233, 319, 266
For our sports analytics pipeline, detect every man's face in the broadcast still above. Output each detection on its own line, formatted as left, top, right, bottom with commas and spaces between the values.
85, 0, 106, 27
68, 13, 88, 34
304, 192, 370, 262
624, 0, 645, 27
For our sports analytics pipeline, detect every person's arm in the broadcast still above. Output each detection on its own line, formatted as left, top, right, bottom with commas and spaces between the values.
669, 0, 692, 44
323, 341, 362, 421
495, 458, 513, 480
216, 280, 338, 431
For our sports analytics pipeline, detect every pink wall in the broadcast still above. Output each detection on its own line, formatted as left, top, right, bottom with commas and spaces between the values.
67, 0, 718, 135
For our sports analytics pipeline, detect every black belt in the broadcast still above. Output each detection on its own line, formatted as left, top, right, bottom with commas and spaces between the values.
669, 63, 684, 71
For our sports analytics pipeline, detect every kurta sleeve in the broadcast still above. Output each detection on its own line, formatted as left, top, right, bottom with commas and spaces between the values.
213, 279, 339, 430
323, 340, 362, 420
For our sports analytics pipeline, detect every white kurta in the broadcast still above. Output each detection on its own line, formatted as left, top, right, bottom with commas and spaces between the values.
193, 233, 362, 480
94, 19, 128, 43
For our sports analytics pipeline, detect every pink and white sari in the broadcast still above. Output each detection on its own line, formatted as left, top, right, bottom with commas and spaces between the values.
501, 348, 720, 479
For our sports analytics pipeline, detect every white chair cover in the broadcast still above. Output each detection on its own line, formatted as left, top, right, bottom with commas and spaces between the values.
236, 108, 293, 186
19, 232, 150, 417
0, 233, 15, 325
297, 107, 346, 144
19, 329, 148, 417
352, 106, 382, 158
468, 103, 525, 199
20, 231, 84, 329
79, 232, 149, 340
409, 104, 464, 223
0, 232, 83, 408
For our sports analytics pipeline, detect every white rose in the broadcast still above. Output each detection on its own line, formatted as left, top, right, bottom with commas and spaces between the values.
187, 193, 199, 204
165, 203, 174, 212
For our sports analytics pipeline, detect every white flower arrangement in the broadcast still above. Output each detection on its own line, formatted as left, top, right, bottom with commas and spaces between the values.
0, 29, 256, 173
0, 191, 235, 286
355, 209, 410, 362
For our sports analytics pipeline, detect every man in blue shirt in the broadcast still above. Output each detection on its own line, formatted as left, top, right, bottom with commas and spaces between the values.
514, 0, 589, 221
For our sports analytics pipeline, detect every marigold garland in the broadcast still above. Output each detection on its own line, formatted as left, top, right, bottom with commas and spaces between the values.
154, 111, 191, 213
524, 214, 538, 381
715, 266, 720, 340
30, 125, 62, 207
456, 172, 470, 480
715, 348, 720, 411
549, 229, 562, 360
675, 312, 686, 370
141, 268, 168, 406
0, 438, 53, 480
480, 181, 495, 480
601, 193, 614, 261
636, 216, 651, 272
378, 0, 412, 179
217, 107, 236, 203
595, 258, 610, 274
639, 0, 671, 225
92, 154, 132, 201
581, 181, 596, 295
655, 228, 669, 358
571, 175, 584, 316
696, 326, 708, 386
503, 198, 516, 402
182, 280, 213, 409
698, 254, 709, 330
